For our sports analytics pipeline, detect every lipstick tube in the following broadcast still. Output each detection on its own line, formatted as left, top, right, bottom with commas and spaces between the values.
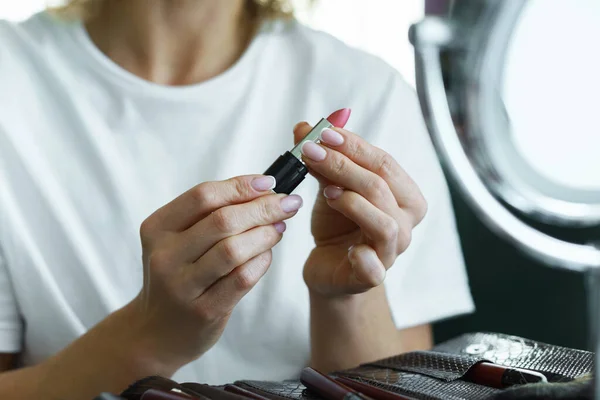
263, 118, 333, 194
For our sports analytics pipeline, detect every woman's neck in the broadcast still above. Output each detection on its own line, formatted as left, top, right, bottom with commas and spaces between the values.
85, 0, 255, 86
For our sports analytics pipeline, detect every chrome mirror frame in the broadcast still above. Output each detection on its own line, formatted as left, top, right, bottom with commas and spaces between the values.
409, 1, 600, 272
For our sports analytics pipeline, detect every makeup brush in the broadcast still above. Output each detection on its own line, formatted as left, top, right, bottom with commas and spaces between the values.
333, 376, 417, 400
120, 376, 207, 400
301, 367, 376, 400
224, 384, 272, 400
141, 388, 196, 400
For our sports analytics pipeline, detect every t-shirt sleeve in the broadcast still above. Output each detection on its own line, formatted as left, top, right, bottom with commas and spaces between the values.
0, 247, 22, 353
364, 71, 475, 329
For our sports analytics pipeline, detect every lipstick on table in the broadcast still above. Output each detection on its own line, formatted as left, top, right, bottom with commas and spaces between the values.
464, 362, 548, 389
264, 109, 351, 194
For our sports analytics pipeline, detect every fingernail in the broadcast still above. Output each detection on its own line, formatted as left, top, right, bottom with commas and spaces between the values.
251, 176, 276, 191
281, 194, 303, 213
301, 142, 327, 161
320, 129, 344, 146
350, 249, 386, 285
359, 252, 386, 284
274, 221, 287, 233
323, 185, 344, 200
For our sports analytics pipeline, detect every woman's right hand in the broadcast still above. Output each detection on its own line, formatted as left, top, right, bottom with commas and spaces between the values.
129, 175, 302, 371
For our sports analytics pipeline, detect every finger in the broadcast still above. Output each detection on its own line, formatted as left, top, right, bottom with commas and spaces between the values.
323, 187, 404, 267
177, 193, 301, 261
293, 121, 313, 145
348, 244, 387, 288
292, 122, 333, 185
319, 127, 427, 221
184, 223, 283, 294
194, 250, 272, 316
300, 141, 397, 214
149, 174, 277, 232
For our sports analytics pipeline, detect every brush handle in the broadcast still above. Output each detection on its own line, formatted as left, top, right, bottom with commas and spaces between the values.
141, 388, 196, 400
224, 384, 272, 400
334, 377, 417, 400
93, 394, 128, 400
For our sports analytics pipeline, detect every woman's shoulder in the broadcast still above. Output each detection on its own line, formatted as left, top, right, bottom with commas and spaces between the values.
286, 21, 400, 79
0, 12, 67, 80
0, 12, 74, 131
264, 19, 416, 130
268, 19, 410, 104
0, 12, 60, 51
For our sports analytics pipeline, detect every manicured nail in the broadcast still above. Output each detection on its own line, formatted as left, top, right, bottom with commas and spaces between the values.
274, 221, 287, 233
320, 129, 344, 146
357, 251, 386, 284
301, 142, 327, 161
323, 185, 344, 200
251, 176, 276, 191
349, 247, 386, 285
281, 194, 303, 212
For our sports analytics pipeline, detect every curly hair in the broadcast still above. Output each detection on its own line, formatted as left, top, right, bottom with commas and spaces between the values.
52, 0, 295, 21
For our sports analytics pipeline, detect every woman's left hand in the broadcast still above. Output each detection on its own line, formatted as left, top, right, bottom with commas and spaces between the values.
293, 121, 428, 297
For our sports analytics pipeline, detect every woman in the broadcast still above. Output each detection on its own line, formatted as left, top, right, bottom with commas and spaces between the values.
0, 1, 474, 398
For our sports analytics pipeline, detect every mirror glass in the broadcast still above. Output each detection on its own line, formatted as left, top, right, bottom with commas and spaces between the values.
502, 0, 600, 191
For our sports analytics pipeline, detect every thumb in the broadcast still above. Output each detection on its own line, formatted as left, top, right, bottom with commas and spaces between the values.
291, 121, 332, 186
293, 121, 313, 145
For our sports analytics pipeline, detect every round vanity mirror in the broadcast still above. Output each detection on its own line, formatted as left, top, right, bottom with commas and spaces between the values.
469, 0, 600, 227
476, 0, 600, 226
409, 0, 600, 270
411, 2, 600, 393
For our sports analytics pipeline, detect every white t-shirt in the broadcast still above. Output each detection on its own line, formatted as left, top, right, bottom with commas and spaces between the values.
0, 12, 474, 384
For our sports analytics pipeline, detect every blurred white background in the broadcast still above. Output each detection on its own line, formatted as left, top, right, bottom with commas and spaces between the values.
2, 1, 598, 190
